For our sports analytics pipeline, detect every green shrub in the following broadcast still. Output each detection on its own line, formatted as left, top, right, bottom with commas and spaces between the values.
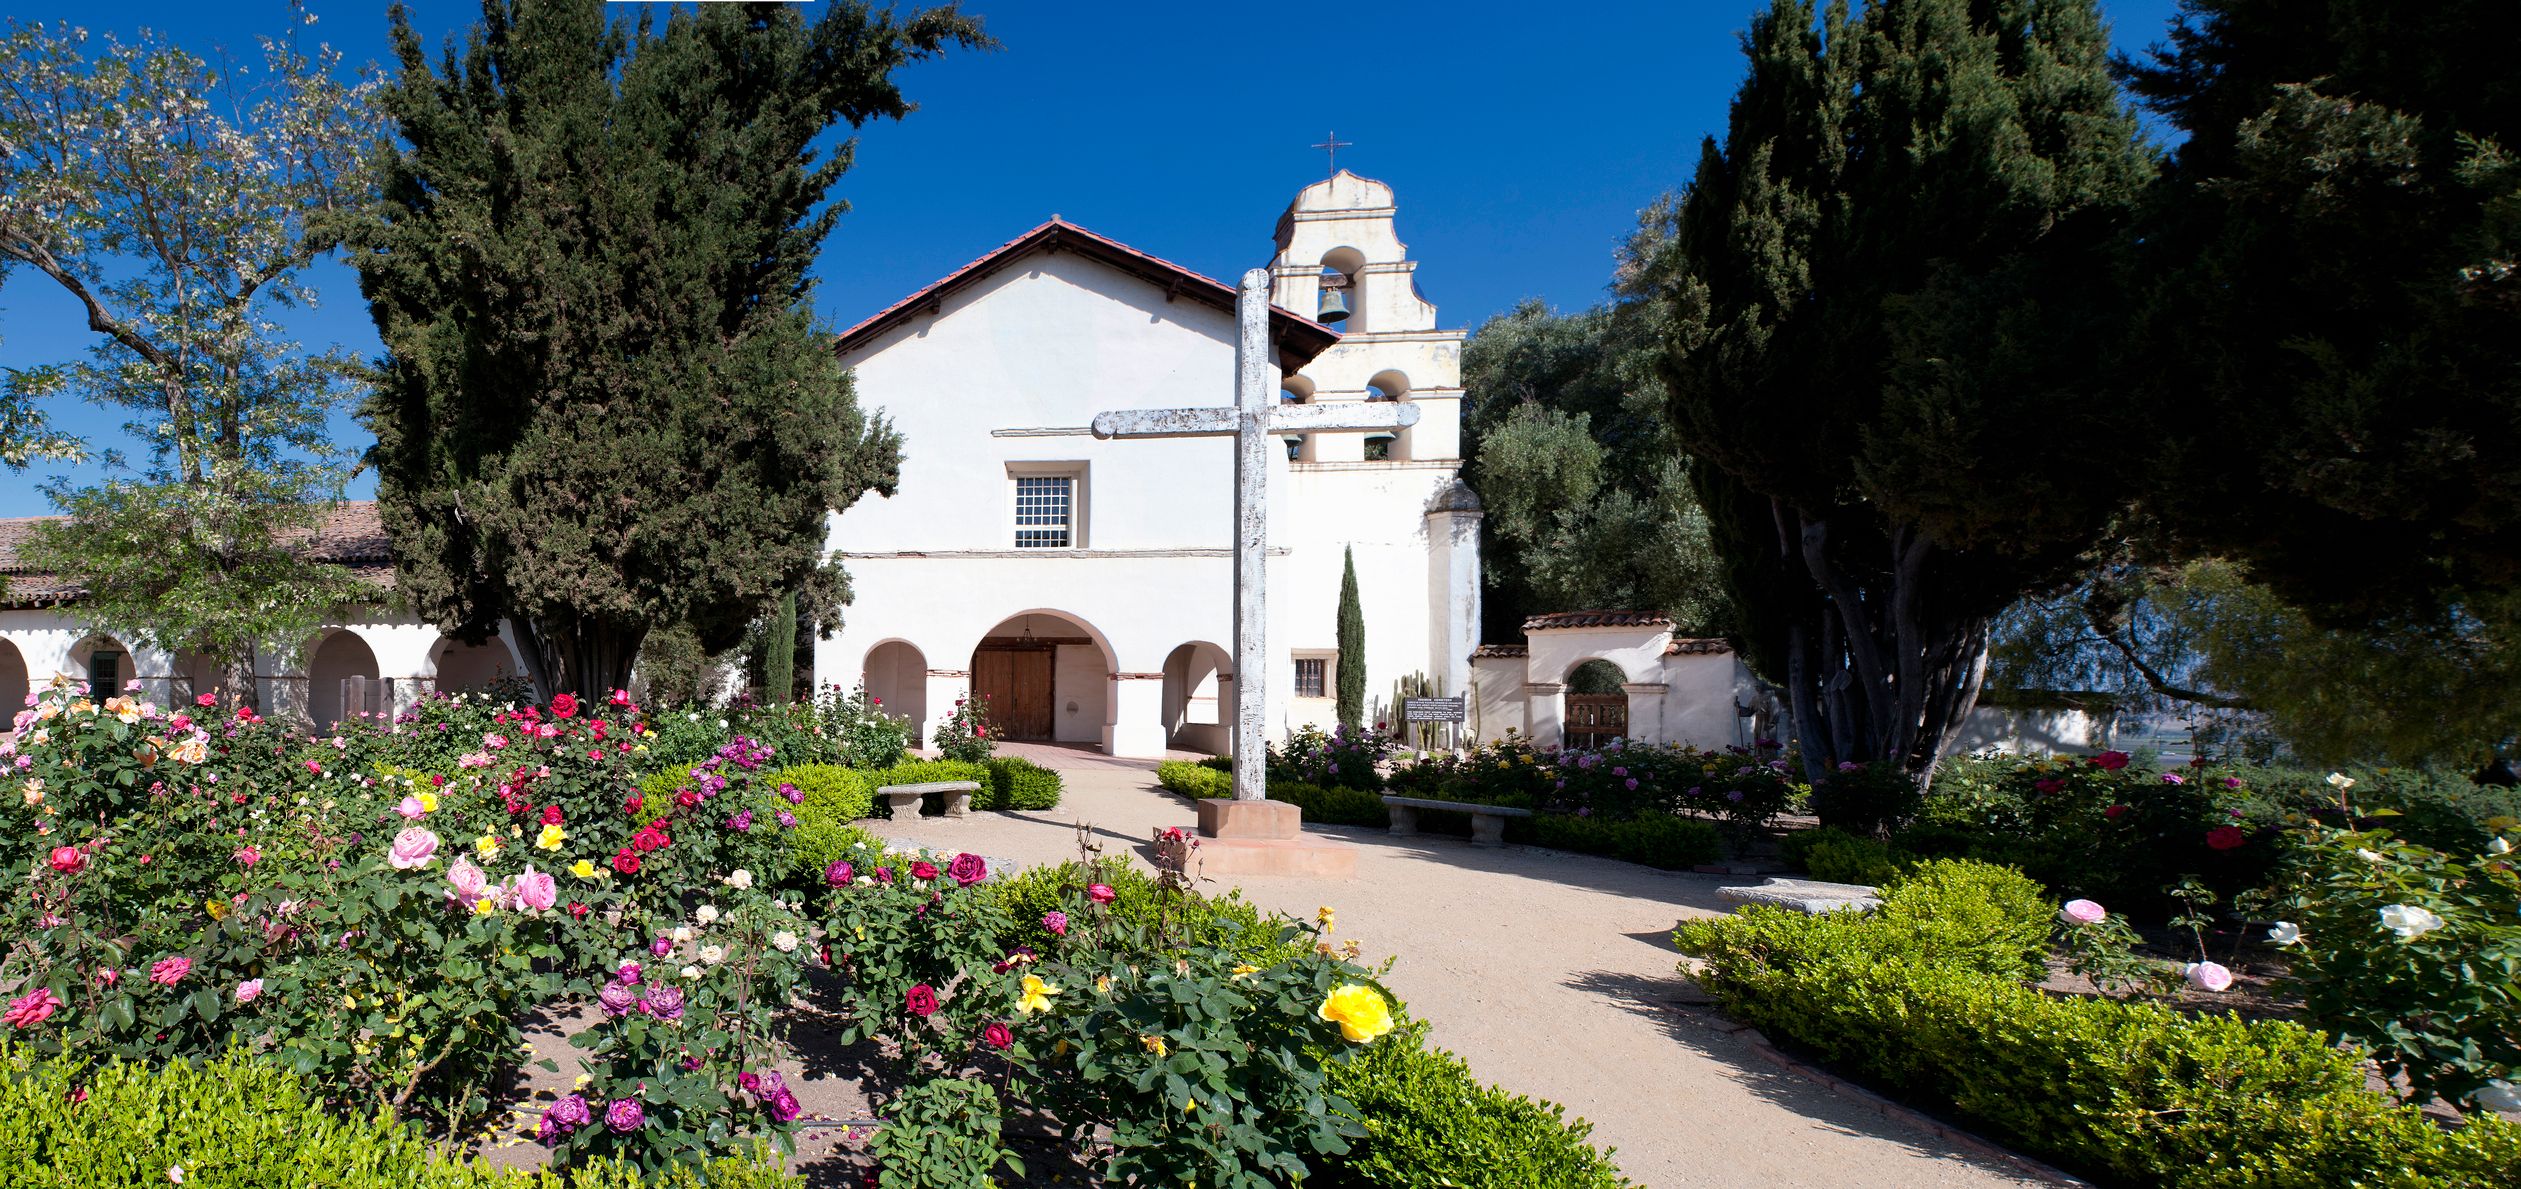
775, 763, 880, 887
981, 756, 1063, 811
1781, 826, 1903, 886
1873, 859, 2053, 982
986, 857, 1305, 967
635, 764, 699, 826
867, 1076, 1017, 1189
1318, 1021, 1634, 1189
0, 1046, 798, 1189
1158, 759, 1233, 798
1674, 860, 2521, 1187
1519, 813, 1722, 870
1271, 781, 1390, 827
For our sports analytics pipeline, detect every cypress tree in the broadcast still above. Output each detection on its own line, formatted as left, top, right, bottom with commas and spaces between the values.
1626, 0, 2152, 823
764, 590, 798, 704
351, 0, 983, 699
1336, 546, 1366, 729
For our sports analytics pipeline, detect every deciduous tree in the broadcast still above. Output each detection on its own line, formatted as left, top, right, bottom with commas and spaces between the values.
0, 13, 379, 703
353, 0, 982, 699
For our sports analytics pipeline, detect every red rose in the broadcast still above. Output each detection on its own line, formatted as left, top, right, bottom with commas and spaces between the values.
1087, 883, 1117, 904
612, 849, 642, 875
675, 789, 700, 809
550, 693, 579, 719
982, 1023, 1013, 1050
47, 846, 85, 874
905, 984, 939, 1017
632, 825, 668, 853
567, 902, 590, 919
2089, 750, 2130, 771
947, 853, 988, 887
2103, 804, 2129, 819
541, 805, 565, 826
910, 861, 940, 881
626, 794, 644, 815
2205, 825, 2248, 851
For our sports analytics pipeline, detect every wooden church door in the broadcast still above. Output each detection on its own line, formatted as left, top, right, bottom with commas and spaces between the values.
973, 647, 1055, 740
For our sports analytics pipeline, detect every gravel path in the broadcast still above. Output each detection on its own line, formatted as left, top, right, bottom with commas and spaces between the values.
876, 751, 2043, 1189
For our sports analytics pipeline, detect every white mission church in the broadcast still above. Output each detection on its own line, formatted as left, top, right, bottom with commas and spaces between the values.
2, 172, 1801, 758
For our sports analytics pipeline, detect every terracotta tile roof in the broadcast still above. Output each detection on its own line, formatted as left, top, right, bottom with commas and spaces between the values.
1522, 610, 1676, 632
1665, 637, 1734, 655
832, 217, 1342, 370
0, 502, 396, 608
1470, 643, 1529, 659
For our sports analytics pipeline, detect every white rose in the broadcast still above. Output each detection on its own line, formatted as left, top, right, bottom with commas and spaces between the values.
727, 869, 753, 889
771, 930, 799, 953
2379, 903, 2445, 940
2489, 837, 2513, 856
699, 944, 726, 965
2326, 772, 2356, 791
672, 925, 695, 943
680, 964, 701, 980
2356, 848, 2387, 864
2266, 921, 2301, 945
695, 905, 720, 925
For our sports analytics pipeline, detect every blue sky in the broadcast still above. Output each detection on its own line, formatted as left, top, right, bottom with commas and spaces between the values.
0, 0, 2185, 516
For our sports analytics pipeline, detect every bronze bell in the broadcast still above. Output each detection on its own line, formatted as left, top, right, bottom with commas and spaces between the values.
1316, 282, 1351, 324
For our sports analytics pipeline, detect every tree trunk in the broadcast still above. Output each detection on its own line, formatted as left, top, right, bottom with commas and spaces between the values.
220, 648, 258, 713
513, 615, 647, 705
765, 591, 798, 704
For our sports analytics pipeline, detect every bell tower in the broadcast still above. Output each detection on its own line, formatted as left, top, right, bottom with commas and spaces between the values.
1268, 171, 1463, 463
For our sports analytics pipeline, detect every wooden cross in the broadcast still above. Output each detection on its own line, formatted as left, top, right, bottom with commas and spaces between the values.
1310, 132, 1352, 175
1091, 269, 1416, 801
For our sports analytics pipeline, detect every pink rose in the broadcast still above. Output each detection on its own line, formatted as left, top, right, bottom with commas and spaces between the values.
47, 846, 85, 875
4, 988, 62, 1029
235, 979, 264, 1003
232, 846, 260, 867
510, 866, 558, 913
2089, 750, 2130, 771
387, 828, 441, 870
195, 692, 219, 708
1043, 911, 1068, 936
1087, 884, 1116, 905
2185, 961, 2233, 992
149, 956, 192, 986
447, 856, 490, 899
2059, 899, 2107, 926
395, 795, 426, 819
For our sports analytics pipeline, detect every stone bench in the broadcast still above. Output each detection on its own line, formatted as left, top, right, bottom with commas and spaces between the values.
1716, 876, 1881, 914
1381, 795, 1533, 848
879, 780, 980, 820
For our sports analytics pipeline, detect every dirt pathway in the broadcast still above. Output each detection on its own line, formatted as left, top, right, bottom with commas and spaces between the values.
876, 755, 2043, 1189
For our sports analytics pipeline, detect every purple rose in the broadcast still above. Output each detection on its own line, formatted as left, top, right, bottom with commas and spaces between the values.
769, 1087, 801, 1122
598, 982, 639, 1017
546, 1093, 592, 1132
604, 1098, 646, 1132
641, 984, 686, 1022
1726, 790, 1744, 803
727, 810, 753, 832
779, 782, 803, 805
738, 1072, 762, 1093
947, 852, 988, 887
616, 960, 642, 986
1612, 766, 1628, 777
1625, 778, 1639, 790
650, 935, 673, 958
776, 810, 797, 828
824, 859, 853, 887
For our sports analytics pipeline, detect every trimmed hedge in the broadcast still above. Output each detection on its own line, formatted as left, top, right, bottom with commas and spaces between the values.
1780, 826, 1904, 886
0, 1046, 796, 1188
981, 755, 1063, 811
1270, 781, 1389, 827
1157, 759, 1233, 798
1516, 813, 1723, 871
1675, 860, 2521, 1187
986, 857, 1306, 967
776, 763, 878, 887
1319, 1021, 1634, 1188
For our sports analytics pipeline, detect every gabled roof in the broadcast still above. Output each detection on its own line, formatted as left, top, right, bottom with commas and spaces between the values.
832, 218, 1342, 370
0, 502, 396, 609
1523, 610, 1676, 632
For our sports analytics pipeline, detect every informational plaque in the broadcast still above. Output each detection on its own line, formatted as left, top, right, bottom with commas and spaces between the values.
1401, 696, 1466, 723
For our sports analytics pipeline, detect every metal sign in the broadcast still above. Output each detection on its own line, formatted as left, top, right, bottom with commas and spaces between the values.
1401, 696, 1466, 723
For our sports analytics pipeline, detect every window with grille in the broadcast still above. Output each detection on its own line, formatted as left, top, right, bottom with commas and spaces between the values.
1014, 475, 1074, 548
1294, 657, 1327, 698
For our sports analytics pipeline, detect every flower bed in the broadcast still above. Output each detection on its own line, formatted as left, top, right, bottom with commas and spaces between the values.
1675, 859, 2521, 1186
0, 678, 1620, 1184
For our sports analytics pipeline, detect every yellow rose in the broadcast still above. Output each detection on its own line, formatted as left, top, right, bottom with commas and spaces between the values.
1317, 984, 1394, 1044
536, 824, 566, 851
1230, 964, 1259, 980
418, 792, 439, 813
1140, 1034, 1169, 1057
570, 859, 597, 880
204, 898, 228, 921
1017, 974, 1059, 1015
473, 897, 496, 917
475, 834, 501, 857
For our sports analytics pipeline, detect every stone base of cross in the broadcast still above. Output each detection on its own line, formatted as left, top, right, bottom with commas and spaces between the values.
1090, 268, 1412, 872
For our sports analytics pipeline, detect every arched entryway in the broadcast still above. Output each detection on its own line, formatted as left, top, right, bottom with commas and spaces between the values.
307, 629, 382, 733
1564, 659, 1629, 749
968, 612, 1113, 746
67, 634, 131, 699
431, 634, 520, 695
1160, 641, 1231, 755
0, 639, 27, 722
861, 640, 928, 745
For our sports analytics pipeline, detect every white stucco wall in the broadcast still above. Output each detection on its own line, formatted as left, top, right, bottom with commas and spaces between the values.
1463, 627, 1748, 752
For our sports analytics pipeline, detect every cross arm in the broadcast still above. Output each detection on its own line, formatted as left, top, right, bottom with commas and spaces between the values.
1091, 408, 1237, 439
1263, 401, 1421, 434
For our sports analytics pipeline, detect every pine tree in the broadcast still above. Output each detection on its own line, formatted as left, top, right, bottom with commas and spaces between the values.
1625, 0, 2152, 825
351, 0, 982, 699
1336, 546, 1366, 730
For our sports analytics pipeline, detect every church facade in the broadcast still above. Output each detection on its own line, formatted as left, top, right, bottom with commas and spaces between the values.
816, 172, 1482, 757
